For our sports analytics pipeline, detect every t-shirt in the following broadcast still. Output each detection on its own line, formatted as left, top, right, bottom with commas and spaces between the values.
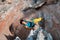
25, 21, 35, 28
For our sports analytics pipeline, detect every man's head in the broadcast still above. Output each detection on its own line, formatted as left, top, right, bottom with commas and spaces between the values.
20, 19, 27, 25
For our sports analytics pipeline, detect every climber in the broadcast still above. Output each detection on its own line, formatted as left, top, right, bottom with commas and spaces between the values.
20, 17, 44, 30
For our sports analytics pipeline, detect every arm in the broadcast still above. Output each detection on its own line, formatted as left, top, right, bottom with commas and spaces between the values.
24, 23, 34, 30
24, 26, 32, 30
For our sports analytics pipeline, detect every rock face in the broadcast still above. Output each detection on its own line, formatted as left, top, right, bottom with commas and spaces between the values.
0, 0, 5, 2
23, 0, 46, 8
46, 0, 58, 4
0, 0, 24, 40
0, 0, 60, 40
22, 0, 58, 9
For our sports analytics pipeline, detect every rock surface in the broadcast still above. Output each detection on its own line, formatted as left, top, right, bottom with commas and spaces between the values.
0, 0, 60, 40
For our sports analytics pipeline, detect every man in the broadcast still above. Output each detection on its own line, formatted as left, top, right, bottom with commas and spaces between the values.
20, 17, 43, 30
